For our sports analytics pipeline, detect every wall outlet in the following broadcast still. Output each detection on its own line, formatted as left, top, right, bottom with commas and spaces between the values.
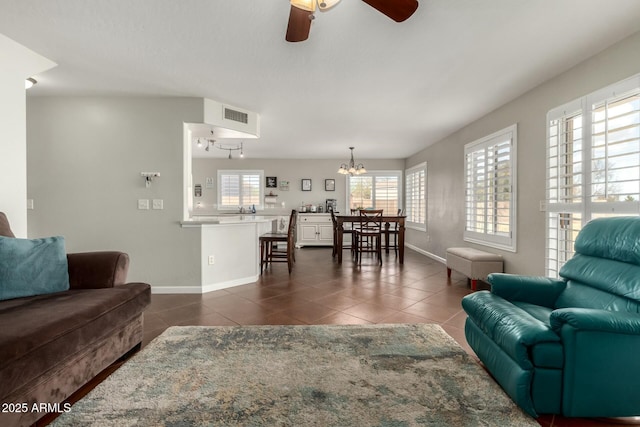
152, 199, 164, 210
26, 199, 34, 210
138, 199, 150, 210
208, 255, 215, 265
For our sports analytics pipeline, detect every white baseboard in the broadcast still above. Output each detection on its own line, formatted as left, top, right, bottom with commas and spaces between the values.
201, 275, 259, 293
405, 243, 446, 264
151, 275, 259, 294
151, 286, 203, 294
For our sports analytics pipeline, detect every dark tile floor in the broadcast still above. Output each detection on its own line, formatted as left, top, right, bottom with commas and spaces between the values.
84, 246, 623, 426
142, 246, 625, 426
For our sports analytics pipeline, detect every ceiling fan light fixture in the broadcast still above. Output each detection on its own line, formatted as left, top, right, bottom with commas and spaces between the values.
290, 0, 316, 12
318, 0, 340, 11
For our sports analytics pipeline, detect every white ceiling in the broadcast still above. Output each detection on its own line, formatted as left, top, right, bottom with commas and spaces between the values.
3, 0, 640, 160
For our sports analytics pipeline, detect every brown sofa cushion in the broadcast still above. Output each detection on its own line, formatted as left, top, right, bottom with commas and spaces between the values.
0, 283, 150, 401
67, 251, 129, 289
0, 212, 15, 238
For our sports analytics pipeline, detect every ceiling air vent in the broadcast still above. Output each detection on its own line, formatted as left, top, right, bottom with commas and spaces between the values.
224, 107, 249, 124
203, 99, 260, 138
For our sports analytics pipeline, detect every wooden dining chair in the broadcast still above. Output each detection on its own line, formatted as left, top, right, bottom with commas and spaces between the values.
259, 210, 297, 274
386, 208, 405, 256
354, 209, 383, 265
331, 210, 354, 258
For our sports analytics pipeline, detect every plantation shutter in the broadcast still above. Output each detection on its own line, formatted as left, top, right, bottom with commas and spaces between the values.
218, 170, 263, 209
348, 172, 402, 212
590, 92, 640, 206
545, 100, 584, 277
544, 75, 640, 277
405, 164, 426, 228
375, 176, 399, 213
464, 124, 517, 251
220, 174, 241, 207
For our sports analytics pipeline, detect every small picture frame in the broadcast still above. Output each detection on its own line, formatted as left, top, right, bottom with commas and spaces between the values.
280, 180, 290, 191
325, 179, 335, 191
266, 176, 277, 188
301, 179, 312, 191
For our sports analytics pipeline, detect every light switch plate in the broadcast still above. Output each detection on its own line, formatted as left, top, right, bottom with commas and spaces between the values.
138, 199, 150, 210
152, 199, 164, 210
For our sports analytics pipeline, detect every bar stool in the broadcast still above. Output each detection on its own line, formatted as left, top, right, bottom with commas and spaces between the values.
260, 210, 297, 274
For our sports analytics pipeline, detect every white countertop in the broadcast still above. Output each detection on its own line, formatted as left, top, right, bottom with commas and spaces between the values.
181, 215, 279, 226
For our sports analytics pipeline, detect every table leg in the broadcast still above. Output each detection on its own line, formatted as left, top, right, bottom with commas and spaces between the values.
384, 222, 390, 254
337, 221, 344, 264
398, 221, 405, 264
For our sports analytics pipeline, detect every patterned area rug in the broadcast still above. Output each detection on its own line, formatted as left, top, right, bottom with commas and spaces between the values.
52, 324, 537, 426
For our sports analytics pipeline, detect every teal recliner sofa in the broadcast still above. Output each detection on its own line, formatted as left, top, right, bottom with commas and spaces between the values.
462, 216, 640, 418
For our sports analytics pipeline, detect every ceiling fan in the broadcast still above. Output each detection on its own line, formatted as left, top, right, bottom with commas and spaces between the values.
285, 0, 419, 42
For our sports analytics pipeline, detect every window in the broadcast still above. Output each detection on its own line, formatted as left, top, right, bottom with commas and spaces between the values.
464, 124, 517, 251
405, 163, 427, 230
347, 171, 402, 213
546, 74, 640, 277
217, 170, 263, 210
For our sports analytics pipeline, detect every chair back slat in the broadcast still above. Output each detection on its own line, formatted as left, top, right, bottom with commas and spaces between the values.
358, 209, 383, 233
288, 210, 297, 245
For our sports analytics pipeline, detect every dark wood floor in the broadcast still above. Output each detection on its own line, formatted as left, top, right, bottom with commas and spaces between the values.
44, 246, 621, 426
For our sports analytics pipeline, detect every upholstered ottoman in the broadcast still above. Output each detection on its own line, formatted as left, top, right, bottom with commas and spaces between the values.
446, 247, 503, 290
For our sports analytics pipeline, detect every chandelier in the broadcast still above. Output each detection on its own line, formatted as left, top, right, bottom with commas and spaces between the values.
337, 147, 367, 176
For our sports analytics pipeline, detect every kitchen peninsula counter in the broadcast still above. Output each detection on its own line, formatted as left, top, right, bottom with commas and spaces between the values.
180, 215, 280, 293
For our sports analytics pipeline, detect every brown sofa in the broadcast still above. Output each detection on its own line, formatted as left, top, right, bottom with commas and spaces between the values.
0, 213, 151, 427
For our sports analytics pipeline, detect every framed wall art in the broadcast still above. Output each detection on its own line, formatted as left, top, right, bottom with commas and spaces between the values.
266, 176, 277, 188
325, 179, 335, 191
301, 179, 312, 191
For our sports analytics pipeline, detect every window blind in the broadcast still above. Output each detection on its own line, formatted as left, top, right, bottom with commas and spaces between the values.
347, 172, 402, 212
591, 93, 640, 204
464, 124, 517, 251
218, 170, 263, 209
545, 74, 640, 277
405, 164, 426, 228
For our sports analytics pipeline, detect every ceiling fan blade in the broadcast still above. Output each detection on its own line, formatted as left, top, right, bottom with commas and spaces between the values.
361, 0, 418, 22
285, 5, 313, 42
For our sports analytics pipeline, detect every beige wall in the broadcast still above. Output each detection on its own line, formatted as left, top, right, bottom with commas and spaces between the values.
405, 30, 640, 275
27, 97, 204, 288
192, 158, 404, 216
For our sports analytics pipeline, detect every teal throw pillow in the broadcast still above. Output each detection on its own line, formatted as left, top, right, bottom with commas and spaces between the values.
0, 235, 70, 301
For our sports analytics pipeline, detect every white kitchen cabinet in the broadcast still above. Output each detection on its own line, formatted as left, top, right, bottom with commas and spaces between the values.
296, 213, 334, 247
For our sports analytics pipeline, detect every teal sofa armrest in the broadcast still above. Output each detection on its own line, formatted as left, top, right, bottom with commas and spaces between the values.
550, 308, 640, 334
550, 307, 640, 417
489, 273, 566, 307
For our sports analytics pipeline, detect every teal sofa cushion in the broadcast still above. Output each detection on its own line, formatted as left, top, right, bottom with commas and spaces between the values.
559, 254, 640, 306
574, 216, 640, 266
0, 236, 70, 301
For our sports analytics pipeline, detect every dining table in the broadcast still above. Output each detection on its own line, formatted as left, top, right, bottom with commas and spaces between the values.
334, 214, 406, 264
